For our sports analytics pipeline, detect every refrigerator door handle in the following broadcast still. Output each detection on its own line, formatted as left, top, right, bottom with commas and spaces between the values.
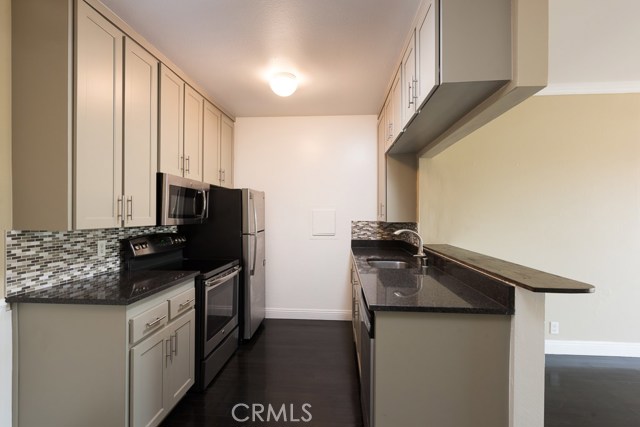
251, 233, 257, 276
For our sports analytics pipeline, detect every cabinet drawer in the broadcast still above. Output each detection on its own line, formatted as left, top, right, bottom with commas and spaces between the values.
168, 288, 195, 320
130, 301, 169, 344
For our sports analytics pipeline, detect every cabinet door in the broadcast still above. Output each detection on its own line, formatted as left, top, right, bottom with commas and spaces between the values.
183, 85, 204, 181
165, 310, 195, 410
220, 115, 234, 188
159, 65, 185, 177
390, 68, 402, 147
416, 0, 438, 106
123, 38, 158, 227
376, 115, 387, 221
75, 1, 123, 229
130, 328, 169, 427
401, 31, 417, 129
203, 100, 222, 185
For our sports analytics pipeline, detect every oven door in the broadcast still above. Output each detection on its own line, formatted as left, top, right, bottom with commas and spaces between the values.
203, 266, 240, 356
158, 173, 210, 225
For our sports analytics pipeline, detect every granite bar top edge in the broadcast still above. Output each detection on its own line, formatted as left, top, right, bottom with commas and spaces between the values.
424, 244, 595, 294
5, 271, 200, 306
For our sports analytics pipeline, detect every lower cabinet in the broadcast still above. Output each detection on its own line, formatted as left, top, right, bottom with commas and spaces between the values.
13, 280, 195, 427
130, 309, 195, 427
350, 258, 361, 371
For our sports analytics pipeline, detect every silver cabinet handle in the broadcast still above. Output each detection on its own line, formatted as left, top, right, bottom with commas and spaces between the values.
117, 196, 123, 221
166, 339, 171, 367
218, 169, 222, 182
126, 196, 133, 221
388, 123, 392, 140
180, 155, 184, 173
178, 298, 194, 309
412, 78, 419, 103
172, 333, 178, 357
222, 169, 226, 183
408, 83, 414, 107
145, 315, 166, 329
185, 156, 190, 174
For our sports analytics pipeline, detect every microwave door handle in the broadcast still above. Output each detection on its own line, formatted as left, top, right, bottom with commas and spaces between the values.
199, 190, 208, 220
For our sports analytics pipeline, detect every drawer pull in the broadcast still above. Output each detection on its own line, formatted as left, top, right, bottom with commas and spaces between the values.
145, 315, 166, 329
178, 299, 194, 309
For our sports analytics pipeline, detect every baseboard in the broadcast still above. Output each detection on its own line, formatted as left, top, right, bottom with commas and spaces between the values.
265, 308, 351, 321
545, 340, 640, 358
537, 81, 640, 96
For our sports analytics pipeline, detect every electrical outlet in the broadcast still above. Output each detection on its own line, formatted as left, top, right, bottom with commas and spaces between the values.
97, 240, 107, 257
549, 321, 560, 335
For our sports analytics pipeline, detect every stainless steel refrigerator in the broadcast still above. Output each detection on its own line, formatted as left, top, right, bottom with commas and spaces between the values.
181, 187, 266, 340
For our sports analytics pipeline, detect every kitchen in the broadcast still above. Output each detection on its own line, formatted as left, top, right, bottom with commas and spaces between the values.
1, 0, 640, 426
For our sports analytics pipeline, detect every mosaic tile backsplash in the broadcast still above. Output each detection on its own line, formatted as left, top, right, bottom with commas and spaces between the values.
5, 226, 176, 296
351, 221, 419, 247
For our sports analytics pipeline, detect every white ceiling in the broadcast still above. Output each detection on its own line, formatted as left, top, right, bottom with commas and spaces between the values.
100, 0, 422, 118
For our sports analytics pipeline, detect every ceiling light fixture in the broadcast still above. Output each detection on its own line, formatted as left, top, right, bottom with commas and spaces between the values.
269, 72, 298, 97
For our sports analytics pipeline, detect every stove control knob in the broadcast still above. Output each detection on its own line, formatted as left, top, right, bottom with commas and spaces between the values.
133, 244, 141, 250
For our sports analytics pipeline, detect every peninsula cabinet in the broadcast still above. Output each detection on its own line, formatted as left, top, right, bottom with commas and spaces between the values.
159, 65, 204, 182
12, 0, 158, 230
203, 101, 234, 188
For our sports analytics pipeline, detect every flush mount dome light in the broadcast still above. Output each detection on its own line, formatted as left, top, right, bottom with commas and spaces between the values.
269, 72, 298, 97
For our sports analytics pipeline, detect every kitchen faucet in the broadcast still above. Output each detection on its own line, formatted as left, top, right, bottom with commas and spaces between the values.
393, 229, 425, 257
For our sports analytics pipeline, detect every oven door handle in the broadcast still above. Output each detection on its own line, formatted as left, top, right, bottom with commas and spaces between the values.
204, 267, 241, 289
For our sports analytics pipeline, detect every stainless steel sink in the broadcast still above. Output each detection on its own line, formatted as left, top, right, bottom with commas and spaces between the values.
367, 259, 411, 269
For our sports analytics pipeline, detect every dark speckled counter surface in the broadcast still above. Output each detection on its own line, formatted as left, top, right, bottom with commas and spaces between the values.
352, 240, 514, 315
5, 270, 199, 305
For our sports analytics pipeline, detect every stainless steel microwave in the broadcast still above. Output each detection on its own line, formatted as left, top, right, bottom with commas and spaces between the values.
158, 173, 210, 225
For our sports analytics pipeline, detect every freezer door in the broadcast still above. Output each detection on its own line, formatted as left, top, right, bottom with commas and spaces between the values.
242, 189, 265, 234
242, 230, 266, 340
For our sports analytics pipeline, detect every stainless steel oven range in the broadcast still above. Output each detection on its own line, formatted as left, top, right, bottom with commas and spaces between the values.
124, 233, 240, 391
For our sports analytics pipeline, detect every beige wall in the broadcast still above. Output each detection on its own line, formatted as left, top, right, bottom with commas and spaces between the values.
419, 94, 640, 343
1, 0, 11, 298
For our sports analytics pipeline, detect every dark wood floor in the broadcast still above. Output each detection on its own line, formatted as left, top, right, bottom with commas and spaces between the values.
545, 354, 640, 427
161, 319, 362, 427
161, 319, 640, 427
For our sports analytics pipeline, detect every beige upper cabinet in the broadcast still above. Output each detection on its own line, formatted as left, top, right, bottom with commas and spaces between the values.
183, 86, 204, 181
382, 0, 512, 155
159, 66, 205, 182
384, 68, 402, 150
13, 0, 159, 230
220, 115, 234, 188
416, 0, 438, 106
76, 4, 158, 230
75, 2, 124, 229
159, 65, 185, 178
400, 31, 417, 130
203, 101, 234, 188
123, 39, 159, 227
203, 100, 222, 185
377, 114, 387, 221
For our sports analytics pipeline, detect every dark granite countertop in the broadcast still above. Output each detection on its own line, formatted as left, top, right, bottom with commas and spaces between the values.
424, 244, 595, 294
352, 241, 514, 315
5, 270, 199, 306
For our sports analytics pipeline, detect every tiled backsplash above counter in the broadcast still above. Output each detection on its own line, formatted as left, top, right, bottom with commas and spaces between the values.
351, 221, 419, 246
5, 226, 176, 296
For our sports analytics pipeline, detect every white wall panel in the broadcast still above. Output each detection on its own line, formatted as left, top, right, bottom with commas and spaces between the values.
234, 116, 377, 318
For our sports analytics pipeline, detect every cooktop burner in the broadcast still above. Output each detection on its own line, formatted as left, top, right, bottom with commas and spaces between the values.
123, 233, 239, 279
